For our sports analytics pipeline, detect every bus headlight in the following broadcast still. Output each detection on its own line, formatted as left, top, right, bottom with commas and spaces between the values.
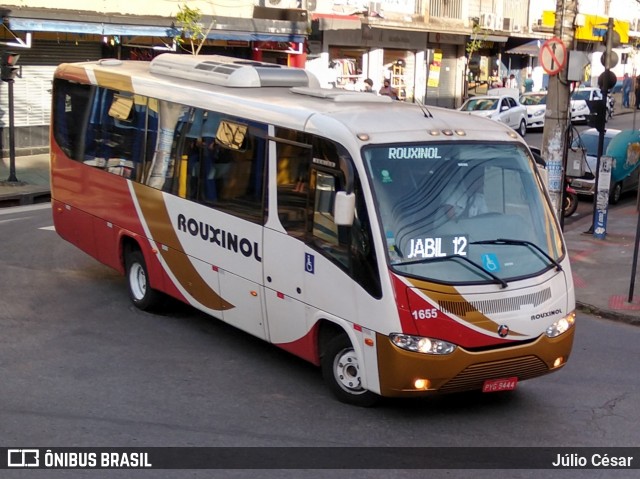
545, 312, 576, 338
390, 333, 457, 355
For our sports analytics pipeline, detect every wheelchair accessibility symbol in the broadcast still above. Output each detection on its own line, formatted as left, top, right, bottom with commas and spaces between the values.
305, 253, 315, 274
481, 253, 500, 272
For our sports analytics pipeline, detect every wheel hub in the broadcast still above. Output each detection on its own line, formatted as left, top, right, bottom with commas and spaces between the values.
333, 349, 364, 393
129, 263, 147, 300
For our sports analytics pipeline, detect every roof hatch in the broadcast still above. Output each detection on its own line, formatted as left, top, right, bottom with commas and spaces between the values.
149, 53, 319, 88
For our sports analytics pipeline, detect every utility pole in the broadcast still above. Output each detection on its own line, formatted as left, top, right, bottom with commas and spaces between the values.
541, 0, 577, 220
585, 17, 616, 237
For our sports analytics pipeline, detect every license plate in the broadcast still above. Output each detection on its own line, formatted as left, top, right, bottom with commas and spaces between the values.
482, 377, 518, 393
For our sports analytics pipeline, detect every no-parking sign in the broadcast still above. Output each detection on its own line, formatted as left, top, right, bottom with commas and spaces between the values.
540, 37, 567, 75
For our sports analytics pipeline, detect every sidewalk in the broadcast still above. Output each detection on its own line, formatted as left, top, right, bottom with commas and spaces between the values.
2, 151, 640, 326
0, 153, 50, 207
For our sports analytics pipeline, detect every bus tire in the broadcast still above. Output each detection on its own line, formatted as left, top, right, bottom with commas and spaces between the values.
125, 249, 162, 311
321, 333, 379, 407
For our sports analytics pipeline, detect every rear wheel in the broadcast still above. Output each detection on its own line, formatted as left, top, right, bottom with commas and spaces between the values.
125, 249, 163, 311
321, 334, 379, 407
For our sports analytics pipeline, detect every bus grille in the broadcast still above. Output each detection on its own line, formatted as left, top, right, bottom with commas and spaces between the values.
439, 355, 549, 393
438, 288, 552, 317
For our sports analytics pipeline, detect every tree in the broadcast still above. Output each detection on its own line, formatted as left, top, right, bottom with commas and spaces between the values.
173, 3, 215, 55
463, 21, 487, 100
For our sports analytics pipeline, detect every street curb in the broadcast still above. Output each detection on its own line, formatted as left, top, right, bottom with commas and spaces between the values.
576, 301, 640, 326
0, 185, 51, 208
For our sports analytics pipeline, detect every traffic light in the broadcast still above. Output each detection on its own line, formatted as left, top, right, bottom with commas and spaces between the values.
586, 99, 606, 133
1, 51, 21, 82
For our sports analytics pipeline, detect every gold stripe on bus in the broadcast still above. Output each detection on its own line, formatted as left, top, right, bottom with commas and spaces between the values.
404, 277, 526, 337
132, 183, 234, 311
55, 64, 91, 84
93, 70, 135, 93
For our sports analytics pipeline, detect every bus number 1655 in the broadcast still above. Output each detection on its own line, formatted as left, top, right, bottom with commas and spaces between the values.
411, 308, 439, 320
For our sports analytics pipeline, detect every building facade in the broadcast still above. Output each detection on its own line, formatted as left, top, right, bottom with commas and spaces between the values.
1, 0, 640, 155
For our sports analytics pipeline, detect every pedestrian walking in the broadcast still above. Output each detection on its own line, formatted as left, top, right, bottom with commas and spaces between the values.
635, 75, 640, 109
523, 73, 534, 93
622, 73, 632, 108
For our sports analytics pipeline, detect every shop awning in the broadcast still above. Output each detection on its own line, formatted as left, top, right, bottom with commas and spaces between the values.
505, 40, 543, 56
8, 18, 175, 37
7, 12, 307, 43
484, 35, 509, 43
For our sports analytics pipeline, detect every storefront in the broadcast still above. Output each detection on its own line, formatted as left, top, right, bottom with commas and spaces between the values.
313, 24, 426, 102
425, 33, 466, 108
1, 8, 307, 155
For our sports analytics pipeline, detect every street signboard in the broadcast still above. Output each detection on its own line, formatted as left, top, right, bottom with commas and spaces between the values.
540, 37, 567, 75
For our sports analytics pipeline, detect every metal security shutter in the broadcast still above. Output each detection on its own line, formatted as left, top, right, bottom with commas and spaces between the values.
0, 66, 55, 128
426, 43, 459, 109
0, 40, 102, 128
15, 40, 103, 66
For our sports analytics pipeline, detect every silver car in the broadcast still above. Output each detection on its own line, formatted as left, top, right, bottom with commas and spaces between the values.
569, 128, 640, 203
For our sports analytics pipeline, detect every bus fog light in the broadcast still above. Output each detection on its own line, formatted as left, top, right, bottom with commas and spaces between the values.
414, 379, 430, 390
545, 312, 576, 338
390, 333, 456, 355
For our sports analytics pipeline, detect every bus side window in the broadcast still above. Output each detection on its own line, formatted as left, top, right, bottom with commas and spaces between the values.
196, 119, 267, 225
52, 79, 93, 161
146, 101, 187, 191
275, 131, 311, 239
309, 169, 349, 271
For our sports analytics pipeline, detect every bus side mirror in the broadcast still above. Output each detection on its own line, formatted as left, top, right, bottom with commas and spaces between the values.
334, 191, 355, 226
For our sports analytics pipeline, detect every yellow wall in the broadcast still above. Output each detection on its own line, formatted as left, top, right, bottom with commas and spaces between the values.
542, 11, 629, 44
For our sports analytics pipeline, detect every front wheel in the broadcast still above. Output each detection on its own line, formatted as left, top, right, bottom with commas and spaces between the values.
517, 119, 527, 137
321, 334, 379, 407
125, 249, 163, 311
563, 192, 578, 217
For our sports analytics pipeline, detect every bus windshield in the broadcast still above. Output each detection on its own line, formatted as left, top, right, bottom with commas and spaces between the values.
363, 143, 564, 284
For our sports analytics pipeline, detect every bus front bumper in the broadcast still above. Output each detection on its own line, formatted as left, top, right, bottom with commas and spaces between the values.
375, 328, 575, 397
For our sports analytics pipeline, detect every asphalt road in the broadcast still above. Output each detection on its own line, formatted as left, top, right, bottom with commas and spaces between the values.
1, 202, 639, 479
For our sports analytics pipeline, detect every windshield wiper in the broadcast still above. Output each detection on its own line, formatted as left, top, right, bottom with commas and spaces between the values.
399, 255, 509, 288
470, 238, 562, 271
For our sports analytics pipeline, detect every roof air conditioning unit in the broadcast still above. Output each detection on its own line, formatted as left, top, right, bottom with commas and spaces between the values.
369, 2, 383, 15
265, 0, 298, 8
480, 13, 494, 30
503, 17, 514, 31
494, 16, 504, 31
149, 53, 320, 88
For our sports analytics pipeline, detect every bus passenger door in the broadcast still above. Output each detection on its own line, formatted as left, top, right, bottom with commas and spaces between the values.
262, 136, 311, 349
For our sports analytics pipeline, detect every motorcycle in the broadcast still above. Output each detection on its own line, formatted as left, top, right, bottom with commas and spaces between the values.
563, 177, 579, 218
530, 146, 579, 218
607, 93, 615, 120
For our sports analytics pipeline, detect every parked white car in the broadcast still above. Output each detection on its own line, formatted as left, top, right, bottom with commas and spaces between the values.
458, 94, 528, 136
520, 92, 547, 129
570, 87, 612, 123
